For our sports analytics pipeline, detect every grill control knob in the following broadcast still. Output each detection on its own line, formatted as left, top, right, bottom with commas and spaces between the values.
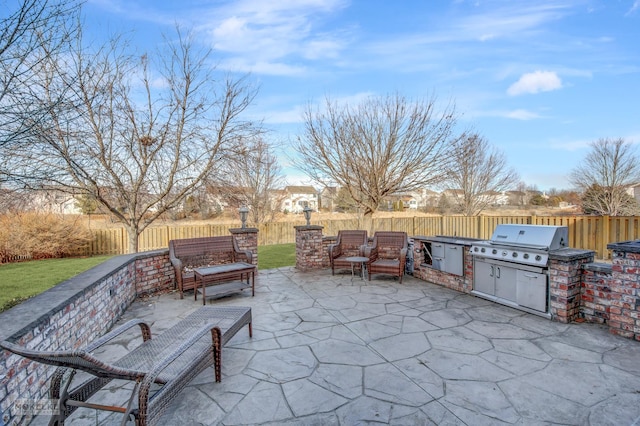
502, 250, 508, 256
512, 252, 518, 258
523, 253, 529, 259
481, 248, 486, 253
492, 249, 497, 254
535, 255, 542, 261
473, 247, 478, 252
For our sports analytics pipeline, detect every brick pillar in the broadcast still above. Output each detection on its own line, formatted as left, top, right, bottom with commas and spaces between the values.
295, 225, 324, 271
549, 249, 594, 323
229, 227, 258, 266
606, 240, 640, 340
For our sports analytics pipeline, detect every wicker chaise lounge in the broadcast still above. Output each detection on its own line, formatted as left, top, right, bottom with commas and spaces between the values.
0, 306, 252, 426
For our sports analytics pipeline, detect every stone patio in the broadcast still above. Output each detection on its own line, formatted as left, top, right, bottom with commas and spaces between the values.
34, 267, 640, 425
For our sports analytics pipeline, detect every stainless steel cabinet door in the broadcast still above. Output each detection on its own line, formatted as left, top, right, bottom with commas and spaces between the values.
473, 258, 495, 295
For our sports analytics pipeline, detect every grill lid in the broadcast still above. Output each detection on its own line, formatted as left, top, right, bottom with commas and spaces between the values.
489, 224, 568, 250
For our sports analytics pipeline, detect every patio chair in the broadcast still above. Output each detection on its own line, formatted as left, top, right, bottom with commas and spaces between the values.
0, 306, 252, 426
366, 231, 408, 283
328, 230, 368, 275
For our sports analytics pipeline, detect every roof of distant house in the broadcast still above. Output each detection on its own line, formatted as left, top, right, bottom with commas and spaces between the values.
285, 185, 317, 194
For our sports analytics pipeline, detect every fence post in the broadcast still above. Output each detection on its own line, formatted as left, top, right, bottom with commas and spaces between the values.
600, 215, 610, 259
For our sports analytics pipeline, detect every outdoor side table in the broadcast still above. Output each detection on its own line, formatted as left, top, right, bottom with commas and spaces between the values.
194, 262, 256, 305
345, 256, 369, 280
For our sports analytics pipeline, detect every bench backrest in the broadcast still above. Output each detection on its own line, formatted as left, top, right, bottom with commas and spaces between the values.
169, 236, 239, 266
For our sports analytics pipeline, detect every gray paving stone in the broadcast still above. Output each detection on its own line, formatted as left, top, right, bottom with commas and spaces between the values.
588, 392, 640, 426
222, 381, 293, 425
369, 332, 431, 362
498, 378, 589, 424
421, 308, 472, 328
308, 363, 363, 399
418, 349, 514, 381
465, 320, 542, 339
393, 357, 445, 399
603, 344, 640, 376
426, 326, 493, 354
335, 395, 393, 424
310, 339, 385, 366
246, 346, 317, 383
365, 363, 435, 406
479, 349, 548, 376
442, 380, 520, 424
491, 338, 553, 362
282, 378, 349, 416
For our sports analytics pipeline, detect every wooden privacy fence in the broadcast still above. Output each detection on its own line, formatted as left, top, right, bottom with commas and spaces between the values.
85, 215, 640, 260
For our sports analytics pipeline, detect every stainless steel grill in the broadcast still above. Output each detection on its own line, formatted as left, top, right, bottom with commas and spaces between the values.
470, 224, 569, 317
470, 224, 568, 267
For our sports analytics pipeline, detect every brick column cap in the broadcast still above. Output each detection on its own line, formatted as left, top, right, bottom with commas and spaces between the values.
294, 225, 324, 231
229, 227, 259, 234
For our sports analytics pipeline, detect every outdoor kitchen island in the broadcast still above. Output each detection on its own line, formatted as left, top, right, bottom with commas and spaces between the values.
412, 226, 595, 323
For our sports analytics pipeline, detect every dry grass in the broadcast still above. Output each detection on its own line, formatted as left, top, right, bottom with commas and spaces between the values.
0, 212, 93, 261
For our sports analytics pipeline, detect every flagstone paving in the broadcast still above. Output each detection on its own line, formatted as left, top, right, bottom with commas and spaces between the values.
33, 267, 640, 425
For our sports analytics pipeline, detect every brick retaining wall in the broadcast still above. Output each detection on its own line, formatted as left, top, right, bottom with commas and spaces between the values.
0, 251, 174, 425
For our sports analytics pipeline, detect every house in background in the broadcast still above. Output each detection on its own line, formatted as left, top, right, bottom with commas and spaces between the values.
319, 186, 337, 212
282, 186, 318, 213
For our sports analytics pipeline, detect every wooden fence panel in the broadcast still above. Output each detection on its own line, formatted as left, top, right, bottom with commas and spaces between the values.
86, 214, 639, 259
90, 228, 124, 255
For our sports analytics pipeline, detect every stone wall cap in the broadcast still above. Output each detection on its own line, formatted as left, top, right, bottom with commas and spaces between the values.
548, 247, 595, 262
607, 239, 640, 253
582, 262, 613, 273
229, 227, 259, 234
294, 225, 324, 230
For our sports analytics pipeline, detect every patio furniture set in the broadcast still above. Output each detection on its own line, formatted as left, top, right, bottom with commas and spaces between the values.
329, 230, 409, 283
2, 231, 407, 425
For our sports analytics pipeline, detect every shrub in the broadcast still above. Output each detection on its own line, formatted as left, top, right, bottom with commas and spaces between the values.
0, 212, 93, 262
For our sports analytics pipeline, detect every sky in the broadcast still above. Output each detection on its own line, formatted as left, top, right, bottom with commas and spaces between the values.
82, 0, 640, 192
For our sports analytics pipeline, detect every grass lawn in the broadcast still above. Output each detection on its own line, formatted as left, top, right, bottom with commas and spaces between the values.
0, 255, 113, 312
0, 244, 296, 312
258, 243, 295, 270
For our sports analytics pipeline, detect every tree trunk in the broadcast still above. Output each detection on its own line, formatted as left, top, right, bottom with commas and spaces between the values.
124, 225, 139, 253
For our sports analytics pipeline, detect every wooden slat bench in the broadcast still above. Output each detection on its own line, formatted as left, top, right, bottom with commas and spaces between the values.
1, 306, 252, 426
169, 236, 255, 300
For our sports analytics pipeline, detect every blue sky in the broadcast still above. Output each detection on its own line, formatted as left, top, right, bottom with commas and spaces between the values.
83, 0, 640, 191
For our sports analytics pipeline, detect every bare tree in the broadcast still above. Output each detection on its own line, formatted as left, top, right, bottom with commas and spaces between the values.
441, 133, 519, 216
0, 0, 79, 150
1, 28, 260, 252
294, 94, 456, 216
218, 137, 286, 224
569, 138, 640, 216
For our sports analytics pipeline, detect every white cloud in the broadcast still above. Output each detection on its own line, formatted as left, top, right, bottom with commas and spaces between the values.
507, 71, 562, 96
505, 109, 541, 120
627, 1, 640, 15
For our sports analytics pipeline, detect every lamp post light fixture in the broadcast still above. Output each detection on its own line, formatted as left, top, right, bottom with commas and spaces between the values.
239, 206, 249, 229
303, 205, 312, 226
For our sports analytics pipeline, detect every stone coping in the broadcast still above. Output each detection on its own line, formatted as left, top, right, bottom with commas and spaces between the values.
583, 262, 613, 273
548, 247, 595, 262
607, 239, 640, 254
0, 250, 166, 342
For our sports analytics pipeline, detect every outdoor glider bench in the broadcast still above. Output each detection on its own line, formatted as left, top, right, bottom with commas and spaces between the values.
0, 306, 252, 426
169, 236, 256, 303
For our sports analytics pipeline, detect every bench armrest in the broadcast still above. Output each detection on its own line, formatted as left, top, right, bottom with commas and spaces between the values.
328, 243, 341, 259
238, 249, 253, 264
84, 319, 152, 352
